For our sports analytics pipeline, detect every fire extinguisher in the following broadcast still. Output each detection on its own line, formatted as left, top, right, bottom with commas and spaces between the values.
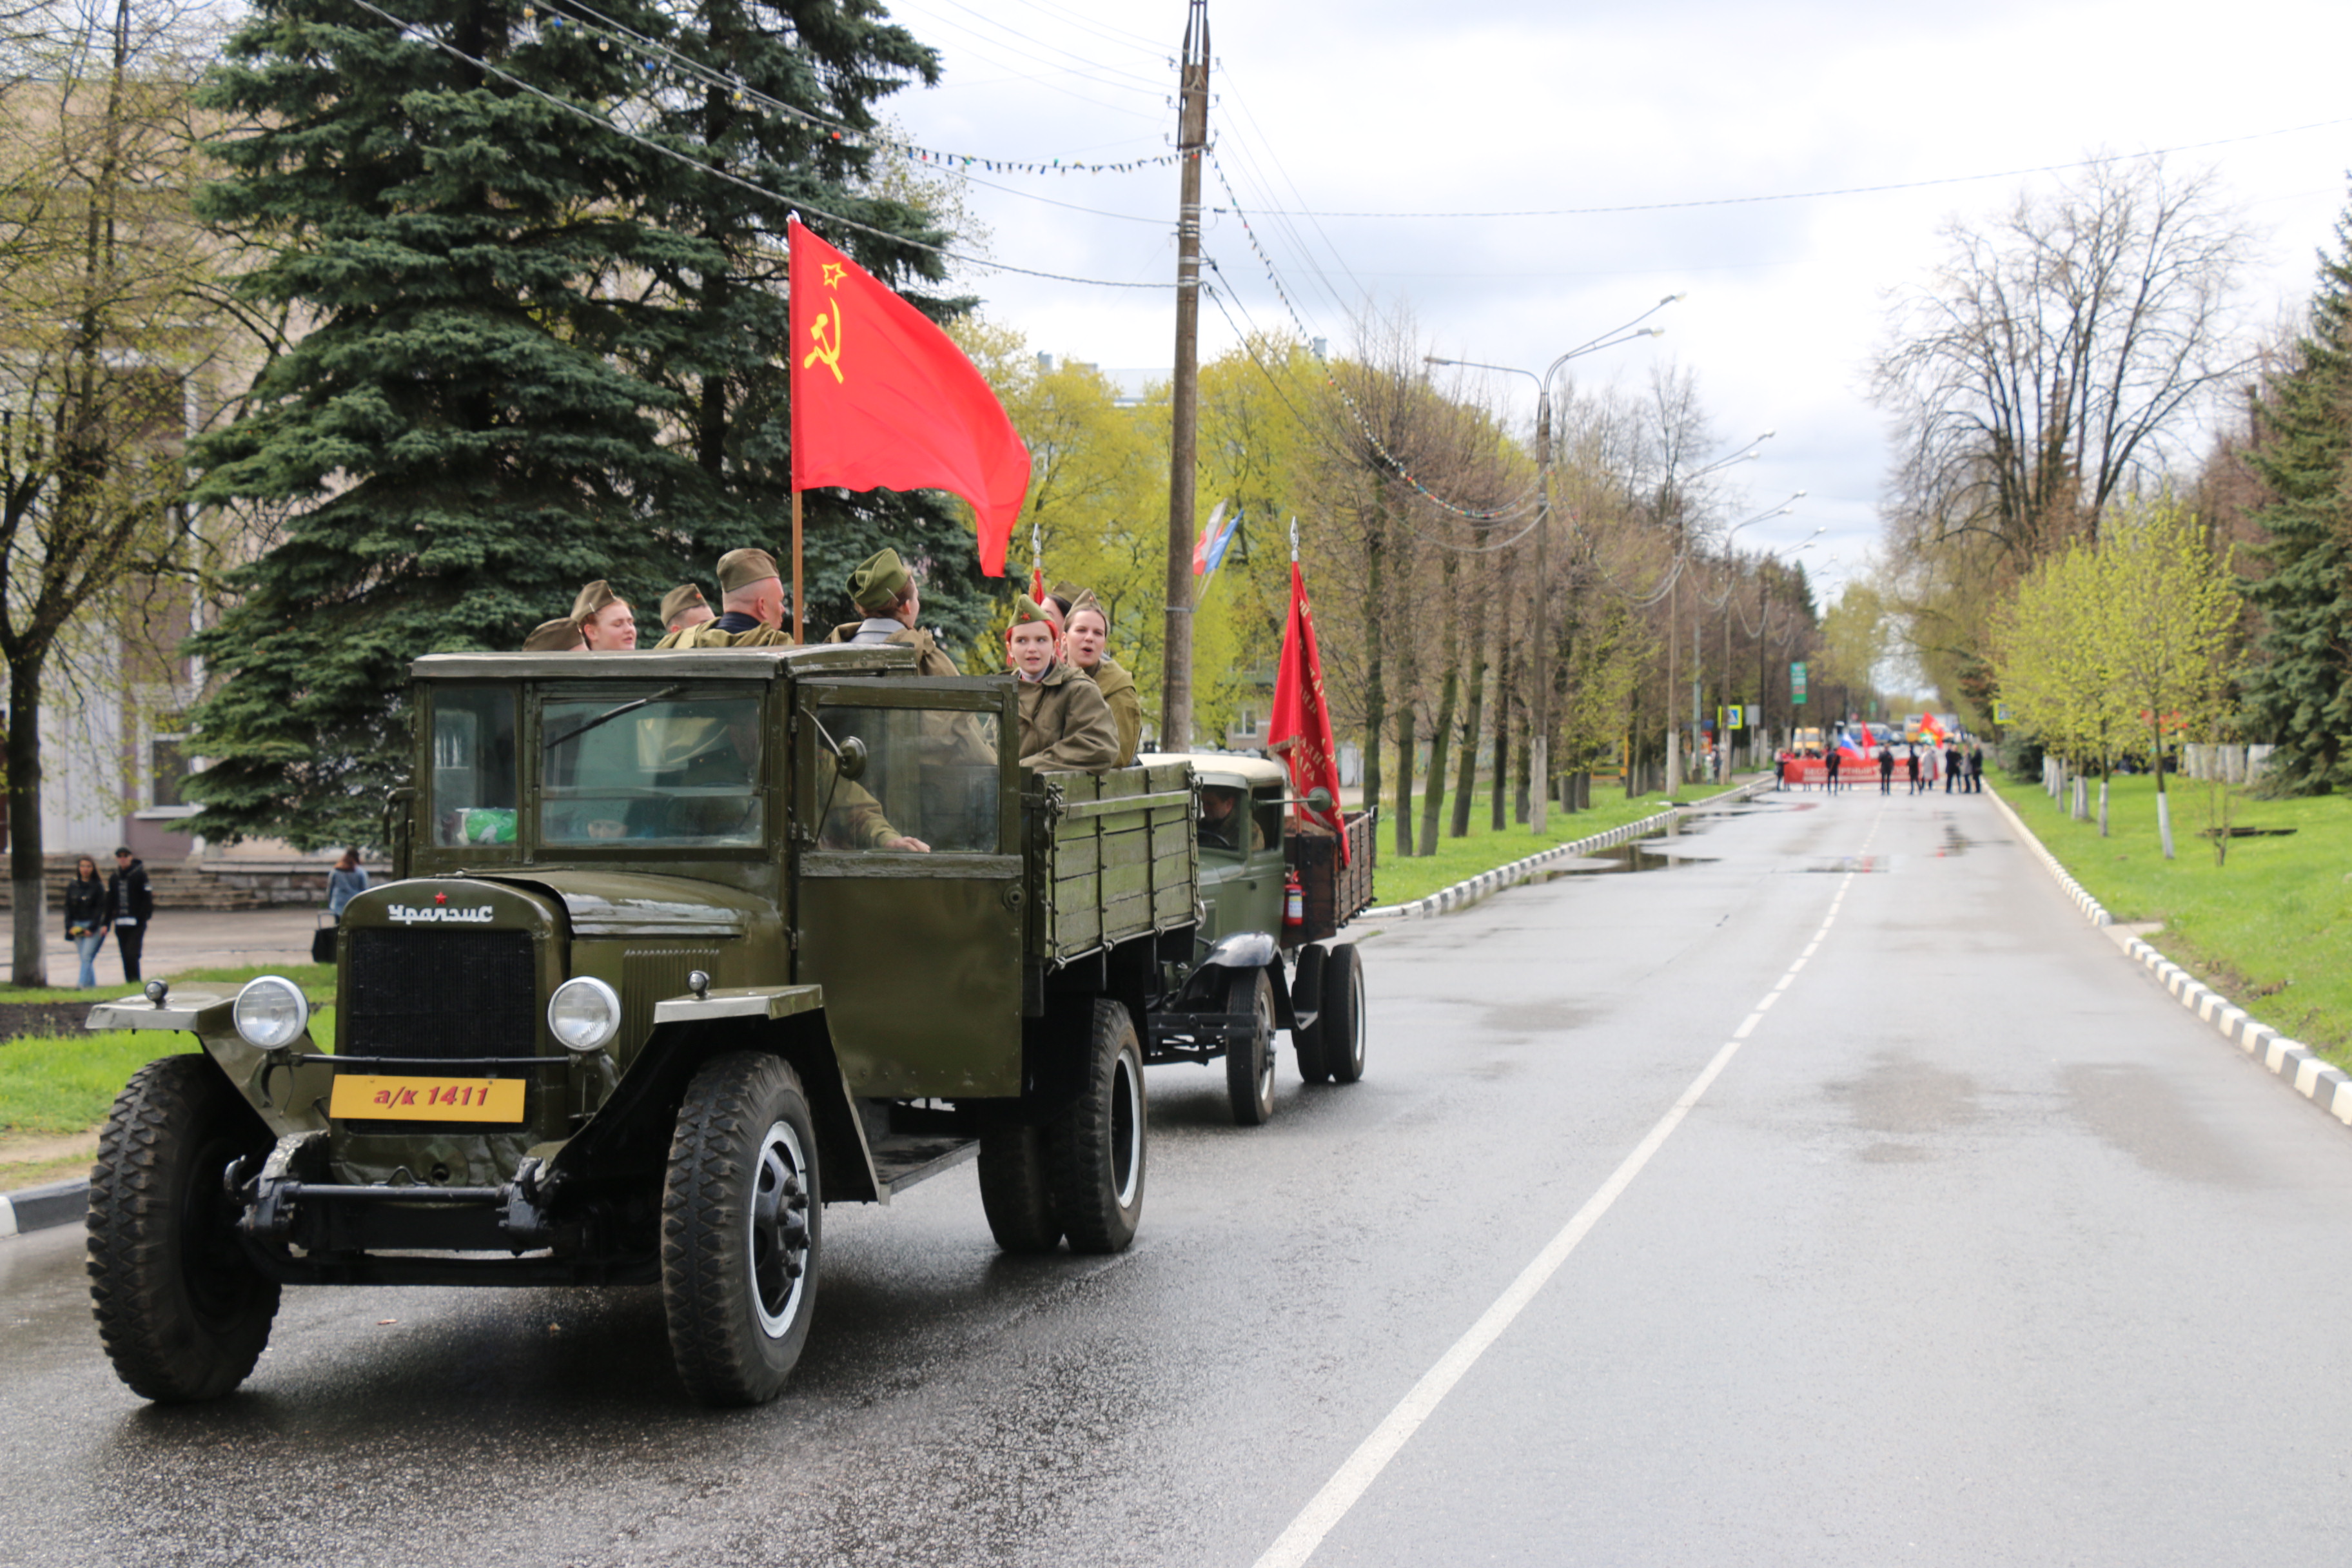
1284, 871, 1304, 928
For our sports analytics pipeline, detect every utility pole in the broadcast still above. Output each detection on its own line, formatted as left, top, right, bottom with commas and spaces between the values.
1160, 0, 1209, 751
1529, 388, 1551, 834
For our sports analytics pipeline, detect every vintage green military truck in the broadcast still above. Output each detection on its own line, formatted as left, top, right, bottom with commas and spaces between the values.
83, 644, 1197, 1407
1137, 752, 1377, 1124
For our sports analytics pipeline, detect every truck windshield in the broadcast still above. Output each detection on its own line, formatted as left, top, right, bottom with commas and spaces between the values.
431, 687, 518, 848
816, 704, 999, 853
542, 692, 764, 848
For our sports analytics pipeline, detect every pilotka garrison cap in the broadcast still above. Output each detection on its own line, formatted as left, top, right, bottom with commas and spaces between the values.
522, 618, 585, 652
569, 580, 622, 622
716, 547, 781, 593
658, 582, 709, 625
847, 548, 912, 612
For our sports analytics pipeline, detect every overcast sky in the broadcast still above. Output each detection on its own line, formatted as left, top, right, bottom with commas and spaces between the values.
870, 0, 2352, 610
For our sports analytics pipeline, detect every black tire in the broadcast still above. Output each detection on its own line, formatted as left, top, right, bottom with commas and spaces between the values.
977, 1124, 1063, 1253
1322, 944, 1366, 1084
1293, 951, 1333, 1084
1045, 999, 1146, 1253
86, 1054, 280, 1404
661, 1052, 821, 1407
1224, 968, 1277, 1126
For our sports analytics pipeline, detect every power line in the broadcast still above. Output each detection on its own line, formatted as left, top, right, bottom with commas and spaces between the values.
329, 0, 1181, 291
1204, 115, 2352, 221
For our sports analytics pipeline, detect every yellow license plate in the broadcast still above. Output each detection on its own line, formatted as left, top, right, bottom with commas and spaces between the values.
329, 1074, 527, 1123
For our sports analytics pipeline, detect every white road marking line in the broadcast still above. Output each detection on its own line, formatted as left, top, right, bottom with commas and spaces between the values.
1251, 876, 1854, 1568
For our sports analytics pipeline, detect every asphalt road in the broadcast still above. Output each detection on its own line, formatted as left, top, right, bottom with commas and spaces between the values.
5, 785, 2350, 1567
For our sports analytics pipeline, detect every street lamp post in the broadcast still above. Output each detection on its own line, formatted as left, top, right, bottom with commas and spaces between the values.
1663, 433, 1775, 793
1424, 296, 1676, 834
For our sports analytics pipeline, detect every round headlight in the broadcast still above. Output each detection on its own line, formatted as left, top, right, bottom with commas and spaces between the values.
547, 977, 622, 1054
233, 976, 311, 1052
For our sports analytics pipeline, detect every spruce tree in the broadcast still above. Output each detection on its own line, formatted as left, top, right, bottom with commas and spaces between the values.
2242, 195, 2352, 794
625, 0, 993, 645
184, 0, 993, 847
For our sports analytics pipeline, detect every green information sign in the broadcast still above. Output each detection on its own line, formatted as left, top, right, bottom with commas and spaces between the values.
1790, 662, 1807, 705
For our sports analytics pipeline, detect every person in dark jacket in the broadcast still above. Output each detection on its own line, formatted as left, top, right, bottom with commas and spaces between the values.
64, 855, 107, 988
107, 847, 154, 983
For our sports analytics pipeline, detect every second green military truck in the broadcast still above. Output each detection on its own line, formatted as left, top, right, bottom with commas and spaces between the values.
84, 644, 1197, 1407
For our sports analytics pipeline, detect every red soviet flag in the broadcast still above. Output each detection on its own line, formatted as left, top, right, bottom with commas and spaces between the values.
1267, 560, 1348, 862
789, 219, 1030, 575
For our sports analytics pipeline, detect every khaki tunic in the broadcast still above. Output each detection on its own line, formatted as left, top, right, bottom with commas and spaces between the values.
822, 620, 961, 677
1081, 657, 1142, 766
1017, 661, 1120, 772
653, 621, 792, 649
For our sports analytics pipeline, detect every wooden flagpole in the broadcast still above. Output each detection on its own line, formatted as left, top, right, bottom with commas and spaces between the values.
792, 489, 804, 643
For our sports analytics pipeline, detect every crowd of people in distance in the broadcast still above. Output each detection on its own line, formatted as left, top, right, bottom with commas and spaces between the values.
518, 547, 1139, 775
1774, 733, 1986, 795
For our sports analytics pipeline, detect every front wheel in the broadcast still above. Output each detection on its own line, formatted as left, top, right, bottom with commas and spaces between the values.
1046, 999, 1146, 1253
1225, 968, 1277, 1126
661, 1052, 821, 1407
1322, 945, 1366, 1084
86, 1055, 281, 1403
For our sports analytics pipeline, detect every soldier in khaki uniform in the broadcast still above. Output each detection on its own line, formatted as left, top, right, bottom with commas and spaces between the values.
654, 549, 794, 648
522, 618, 586, 652
1060, 589, 1141, 765
1006, 595, 1119, 772
571, 580, 638, 650
823, 547, 959, 677
659, 582, 714, 636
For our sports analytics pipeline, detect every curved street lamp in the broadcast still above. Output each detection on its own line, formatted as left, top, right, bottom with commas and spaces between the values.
1422, 292, 1681, 834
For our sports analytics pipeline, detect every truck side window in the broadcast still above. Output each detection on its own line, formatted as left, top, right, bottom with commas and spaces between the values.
816, 705, 999, 854
432, 687, 517, 847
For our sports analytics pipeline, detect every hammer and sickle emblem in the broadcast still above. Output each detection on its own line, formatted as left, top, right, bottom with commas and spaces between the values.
801, 262, 848, 383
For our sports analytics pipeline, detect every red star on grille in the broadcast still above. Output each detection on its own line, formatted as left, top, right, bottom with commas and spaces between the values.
434, 892, 447, 905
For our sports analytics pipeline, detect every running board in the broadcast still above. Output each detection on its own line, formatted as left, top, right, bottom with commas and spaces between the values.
867, 1133, 979, 1202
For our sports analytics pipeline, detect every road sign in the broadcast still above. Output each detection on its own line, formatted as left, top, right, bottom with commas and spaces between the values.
1790, 662, 1807, 705
1994, 700, 2012, 723
1727, 704, 1745, 730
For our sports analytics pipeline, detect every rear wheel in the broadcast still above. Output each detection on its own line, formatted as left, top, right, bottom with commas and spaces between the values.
978, 1125, 1063, 1253
1224, 968, 1277, 1126
86, 1055, 280, 1403
661, 1052, 819, 1407
1046, 999, 1146, 1253
1322, 945, 1366, 1084
1293, 950, 1333, 1084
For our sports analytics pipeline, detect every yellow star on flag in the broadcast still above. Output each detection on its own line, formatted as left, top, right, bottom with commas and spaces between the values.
820, 262, 845, 288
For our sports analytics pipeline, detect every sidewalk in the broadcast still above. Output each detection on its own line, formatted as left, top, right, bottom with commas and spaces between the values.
17, 907, 325, 991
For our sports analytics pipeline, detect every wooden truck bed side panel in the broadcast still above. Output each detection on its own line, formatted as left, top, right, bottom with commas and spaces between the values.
1286, 807, 1378, 945
1026, 762, 1197, 966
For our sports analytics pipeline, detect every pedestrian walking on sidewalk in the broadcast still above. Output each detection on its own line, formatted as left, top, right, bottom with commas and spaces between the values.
65, 855, 107, 988
1968, 743, 1985, 793
327, 848, 369, 918
1905, 746, 1922, 794
1827, 748, 1843, 792
107, 847, 153, 983
1877, 743, 1895, 795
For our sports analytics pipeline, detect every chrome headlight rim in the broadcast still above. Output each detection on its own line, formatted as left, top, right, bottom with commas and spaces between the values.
232, 975, 312, 1052
547, 975, 622, 1055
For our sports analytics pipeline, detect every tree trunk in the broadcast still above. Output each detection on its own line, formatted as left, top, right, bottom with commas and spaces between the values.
1420, 555, 1460, 855
1491, 576, 1513, 832
10, 658, 48, 986
1392, 704, 1416, 858
1360, 505, 1386, 838
1450, 585, 1486, 840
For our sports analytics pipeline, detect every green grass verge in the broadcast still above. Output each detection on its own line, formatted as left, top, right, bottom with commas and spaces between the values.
1, 1000, 338, 1139
0, 960, 336, 1007
1369, 778, 1749, 907
1991, 772, 2352, 1066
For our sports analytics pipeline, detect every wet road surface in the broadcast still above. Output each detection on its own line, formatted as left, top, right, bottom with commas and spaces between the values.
6, 786, 2351, 1566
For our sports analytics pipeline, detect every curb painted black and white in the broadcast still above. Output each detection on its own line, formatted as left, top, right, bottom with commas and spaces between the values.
1986, 785, 2352, 1130
1361, 777, 1775, 920
0, 1177, 86, 1240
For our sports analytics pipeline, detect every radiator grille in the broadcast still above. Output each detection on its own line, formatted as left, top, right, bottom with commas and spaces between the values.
345, 928, 539, 1061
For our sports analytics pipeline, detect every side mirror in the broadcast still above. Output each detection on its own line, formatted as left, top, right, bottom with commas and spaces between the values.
834, 734, 868, 781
